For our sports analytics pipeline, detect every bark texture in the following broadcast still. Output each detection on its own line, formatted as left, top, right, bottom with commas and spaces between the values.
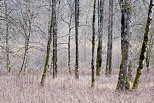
91, 0, 96, 88
52, 0, 58, 78
105, 0, 113, 76
75, 0, 79, 79
116, 0, 131, 91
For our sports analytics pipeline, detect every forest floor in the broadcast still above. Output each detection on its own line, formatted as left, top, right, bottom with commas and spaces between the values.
0, 69, 154, 103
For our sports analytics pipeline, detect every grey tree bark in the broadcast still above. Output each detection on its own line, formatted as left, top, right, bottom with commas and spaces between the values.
145, 33, 153, 73
96, 0, 104, 76
4, 0, 11, 72
75, 0, 79, 79
91, 0, 96, 88
19, 1, 32, 75
116, 0, 131, 91
52, 0, 58, 78
105, 0, 113, 76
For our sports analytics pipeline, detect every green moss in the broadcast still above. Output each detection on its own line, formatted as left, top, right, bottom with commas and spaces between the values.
125, 75, 130, 89
132, 68, 141, 89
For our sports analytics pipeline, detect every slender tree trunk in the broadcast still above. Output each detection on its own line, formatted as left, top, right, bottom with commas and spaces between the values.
96, 0, 104, 76
105, 0, 113, 76
19, 21, 31, 75
91, 0, 96, 88
4, 1, 11, 72
68, 20, 71, 74
145, 33, 153, 74
132, 0, 153, 89
52, 0, 57, 78
116, 0, 131, 91
75, 0, 79, 79
40, 0, 53, 86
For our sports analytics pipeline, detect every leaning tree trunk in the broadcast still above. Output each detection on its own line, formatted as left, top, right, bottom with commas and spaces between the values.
105, 0, 113, 76
75, 0, 79, 79
116, 0, 131, 91
132, 0, 153, 89
96, 0, 104, 76
91, 0, 96, 88
19, 21, 31, 75
52, 0, 58, 78
40, 0, 53, 86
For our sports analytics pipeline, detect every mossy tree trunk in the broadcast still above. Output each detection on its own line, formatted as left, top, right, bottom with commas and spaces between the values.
96, 0, 104, 76
132, 0, 153, 89
105, 0, 113, 76
75, 0, 79, 79
116, 0, 131, 91
91, 0, 96, 88
40, 0, 55, 86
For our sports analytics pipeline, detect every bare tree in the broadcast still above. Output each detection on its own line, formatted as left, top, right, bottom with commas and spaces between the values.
75, 0, 79, 79
52, 0, 58, 78
40, 0, 53, 86
116, 0, 132, 91
4, 0, 11, 72
91, 0, 96, 88
132, 0, 153, 89
18, 0, 33, 75
96, 0, 104, 76
105, 0, 113, 76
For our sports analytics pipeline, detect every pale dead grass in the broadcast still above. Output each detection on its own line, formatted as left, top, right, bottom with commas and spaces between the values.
0, 69, 154, 103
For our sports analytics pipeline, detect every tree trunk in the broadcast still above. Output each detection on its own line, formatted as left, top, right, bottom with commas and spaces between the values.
40, 0, 53, 86
75, 0, 79, 79
68, 18, 72, 74
4, 1, 11, 72
116, 0, 131, 91
145, 33, 153, 74
91, 0, 96, 88
52, 0, 58, 78
19, 20, 31, 75
105, 0, 113, 76
96, 0, 104, 76
132, 0, 153, 89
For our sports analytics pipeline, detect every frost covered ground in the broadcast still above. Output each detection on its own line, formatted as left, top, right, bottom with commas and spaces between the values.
0, 69, 154, 103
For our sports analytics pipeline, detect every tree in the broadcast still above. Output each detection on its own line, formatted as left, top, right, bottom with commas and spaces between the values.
52, 0, 58, 78
105, 0, 113, 76
132, 0, 153, 89
145, 32, 153, 73
75, 0, 79, 79
96, 0, 105, 76
18, 0, 33, 75
116, 0, 131, 91
91, 0, 96, 88
40, 0, 53, 86
4, 0, 11, 72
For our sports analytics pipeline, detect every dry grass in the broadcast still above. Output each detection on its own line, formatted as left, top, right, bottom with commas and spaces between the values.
0, 69, 154, 103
